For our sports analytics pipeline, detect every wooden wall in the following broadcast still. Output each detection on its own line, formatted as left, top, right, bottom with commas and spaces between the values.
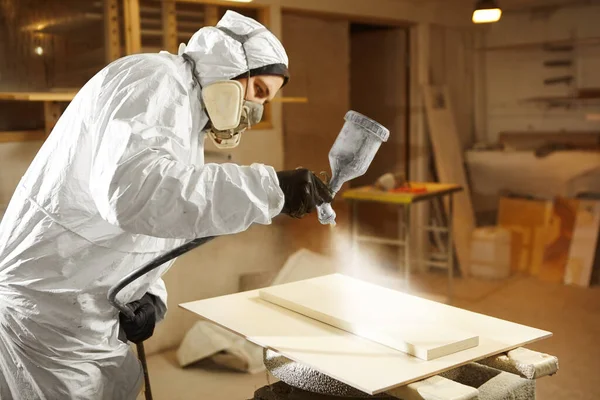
0, 0, 104, 90
350, 26, 407, 186
429, 25, 476, 149
280, 13, 410, 271
0, 0, 105, 137
350, 26, 409, 243
281, 12, 350, 174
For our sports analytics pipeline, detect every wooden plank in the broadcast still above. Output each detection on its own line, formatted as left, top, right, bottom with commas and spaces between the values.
409, 23, 431, 274
0, 130, 46, 143
539, 197, 579, 283
258, 274, 479, 361
204, 5, 219, 27
43, 101, 62, 137
0, 92, 76, 102
423, 85, 475, 276
161, 0, 178, 54
180, 273, 551, 396
564, 200, 600, 287
271, 97, 308, 103
104, 0, 121, 63
258, 6, 271, 28
124, 0, 142, 54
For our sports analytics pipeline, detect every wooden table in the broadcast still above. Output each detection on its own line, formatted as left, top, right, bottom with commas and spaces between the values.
0, 91, 78, 141
342, 182, 463, 301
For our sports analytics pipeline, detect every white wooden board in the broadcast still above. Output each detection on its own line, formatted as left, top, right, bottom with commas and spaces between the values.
258, 274, 478, 361
423, 85, 476, 276
180, 274, 551, 395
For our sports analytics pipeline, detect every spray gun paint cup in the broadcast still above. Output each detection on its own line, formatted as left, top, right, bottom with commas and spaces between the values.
317, 110, 390, 226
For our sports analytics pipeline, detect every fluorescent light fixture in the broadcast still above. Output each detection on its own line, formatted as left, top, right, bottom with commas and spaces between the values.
472, 0, 502, 24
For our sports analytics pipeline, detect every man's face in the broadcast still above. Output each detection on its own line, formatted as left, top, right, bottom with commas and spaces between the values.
235, 75, 285, 105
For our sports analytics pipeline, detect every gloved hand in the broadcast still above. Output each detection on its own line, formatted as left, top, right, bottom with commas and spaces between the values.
276, 168, 333, 219
119, 293, 157, 344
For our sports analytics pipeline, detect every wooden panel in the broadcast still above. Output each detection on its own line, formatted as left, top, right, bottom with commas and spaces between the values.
43, 101, 62, 136
429, 26, 475, 149
409, 24, 432, 274
124, 0, 142, 54
564, 200, 600, 287
180, 273, 551, 395
282, 13, 350, 175
348, 27, 408, 245
0, 130, 46, 143
161, 0, 178, 54
104, 0, 121, 63
538, 197, 579, 282
204, 5, 219, 26
0, 92, 76, 102
350, 27, 407, 187
423, 85, 475, 276
272, 97, 308, 103
258, 274, 479, 361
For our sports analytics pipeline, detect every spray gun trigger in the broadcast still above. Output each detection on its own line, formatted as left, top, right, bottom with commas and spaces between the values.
319, 171, 331, 186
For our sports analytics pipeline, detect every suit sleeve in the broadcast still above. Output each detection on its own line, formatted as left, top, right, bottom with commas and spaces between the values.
89, 70, 284, 239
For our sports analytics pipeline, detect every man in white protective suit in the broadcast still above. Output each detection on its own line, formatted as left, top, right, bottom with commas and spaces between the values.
0, 10, 332, 400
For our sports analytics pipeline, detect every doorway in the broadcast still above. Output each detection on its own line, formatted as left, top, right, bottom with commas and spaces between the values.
349, 23, 410, 188
281, 12, 410, 268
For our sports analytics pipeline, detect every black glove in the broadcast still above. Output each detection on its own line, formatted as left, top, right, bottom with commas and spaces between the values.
119, 293, 157, 344
276, 169, 333, 219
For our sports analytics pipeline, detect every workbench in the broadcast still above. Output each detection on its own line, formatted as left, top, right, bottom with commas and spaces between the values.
0, 91, 77, 142
342, 183, 463, 301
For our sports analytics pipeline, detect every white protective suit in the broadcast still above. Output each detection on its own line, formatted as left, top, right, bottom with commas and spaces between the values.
0, 11, 286, 400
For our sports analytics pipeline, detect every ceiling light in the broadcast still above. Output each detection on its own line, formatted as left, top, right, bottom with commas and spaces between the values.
34, 46, 44, 56
472, 0, 502, 24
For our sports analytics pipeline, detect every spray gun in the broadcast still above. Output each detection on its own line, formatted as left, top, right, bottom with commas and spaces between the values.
317, 110, 390, 226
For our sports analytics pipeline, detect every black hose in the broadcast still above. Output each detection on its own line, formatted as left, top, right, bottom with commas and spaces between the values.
107, 236, 216, 400
107, 236, 216, 318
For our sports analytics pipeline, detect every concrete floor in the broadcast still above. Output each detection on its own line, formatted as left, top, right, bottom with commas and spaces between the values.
142, 271, 600, 400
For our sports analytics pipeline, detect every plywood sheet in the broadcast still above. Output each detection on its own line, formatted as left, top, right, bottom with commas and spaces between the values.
564, 200, 600, 287
423, 86, 475, 276
180, 274, 551, 395
258, 274, 478, 361
539, 197, 579, 282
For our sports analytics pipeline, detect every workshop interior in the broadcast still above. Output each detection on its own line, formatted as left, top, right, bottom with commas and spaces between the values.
1, 0, 600, 399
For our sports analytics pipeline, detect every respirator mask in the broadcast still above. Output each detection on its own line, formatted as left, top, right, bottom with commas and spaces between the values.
202, 79, 263, 149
